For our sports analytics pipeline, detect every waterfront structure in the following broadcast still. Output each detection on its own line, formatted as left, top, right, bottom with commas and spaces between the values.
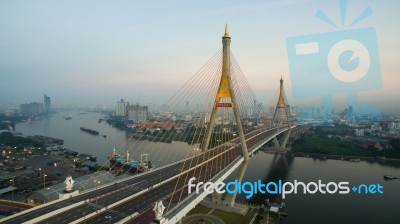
355, 129, 365, 136
388, 122, 398, 130
140, 121, 175, 130
20, 102, 43, 115
43, 94, 51, 113
127, 103, 148, 124
3, 109, 17, 116
116, 99, 128, 117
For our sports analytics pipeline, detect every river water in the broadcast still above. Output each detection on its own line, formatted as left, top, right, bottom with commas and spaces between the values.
15, 111, 196, 167
231, 150, 400, 224
15, 111, 400, 223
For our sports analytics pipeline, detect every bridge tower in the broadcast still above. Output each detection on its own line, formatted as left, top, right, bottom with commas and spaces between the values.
203, 24, 249, 162
223, 160, 249, 207
272, 76, 292, 149
272, 75, 291, 127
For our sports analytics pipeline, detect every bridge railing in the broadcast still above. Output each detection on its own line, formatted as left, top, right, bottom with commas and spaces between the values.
163, 151, 244, 220
162, 125, 296, 223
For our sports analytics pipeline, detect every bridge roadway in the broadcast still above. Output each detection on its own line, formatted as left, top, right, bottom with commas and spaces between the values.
125, 126, 293, 224
83, 126, 290, 224
2, 126, 291, 224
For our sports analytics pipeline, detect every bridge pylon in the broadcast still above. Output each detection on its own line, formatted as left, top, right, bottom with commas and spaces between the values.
223, 160, 248, 207
202, 24, 249, 162
272, 75, 291, 128
272, 76, 292, 149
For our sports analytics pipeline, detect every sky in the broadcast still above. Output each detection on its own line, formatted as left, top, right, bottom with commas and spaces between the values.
0, 0, 399, 112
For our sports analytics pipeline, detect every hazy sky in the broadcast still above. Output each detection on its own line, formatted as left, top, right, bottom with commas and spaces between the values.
0, 0, 399, 111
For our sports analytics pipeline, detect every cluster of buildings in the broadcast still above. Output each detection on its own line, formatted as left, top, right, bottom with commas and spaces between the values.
334, 118, 400, 152
387, 121, 400, 130
342, 118, 400, 139
116, 99, 148, 124
19, 94, 51, 115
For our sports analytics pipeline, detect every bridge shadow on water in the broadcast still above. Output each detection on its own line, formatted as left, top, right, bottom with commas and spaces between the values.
246, 151, 294, 205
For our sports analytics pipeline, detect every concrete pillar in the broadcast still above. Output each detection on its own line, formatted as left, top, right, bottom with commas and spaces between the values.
224, 161, 249, 207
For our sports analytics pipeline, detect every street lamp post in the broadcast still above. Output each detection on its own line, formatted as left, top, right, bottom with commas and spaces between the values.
159, 168, 162, 186
10, 178, 14, 202
94, 179, 100, 190
38, 167, 41, 178
105, 215, 112, 224
43, 174, 47, 203
94, 179, 100, 205
82, 212, 86, 224
157, 160, 163, 184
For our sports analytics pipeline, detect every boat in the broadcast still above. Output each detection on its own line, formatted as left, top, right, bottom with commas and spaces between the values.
80, 127, 99, 135
64, 149, 79, 157
108, 148, 152, 173
103, 135, 107, 138
384, 175, 397, 180
349, 158, 361, 162
79, 153, 97, 162
64, 115, 72, 120
265, 199, 285, 213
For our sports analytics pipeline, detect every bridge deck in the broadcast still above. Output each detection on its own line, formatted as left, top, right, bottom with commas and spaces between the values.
1, 126, 294, 224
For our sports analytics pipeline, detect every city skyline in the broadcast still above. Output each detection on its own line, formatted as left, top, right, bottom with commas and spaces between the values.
0, 0, 399, 112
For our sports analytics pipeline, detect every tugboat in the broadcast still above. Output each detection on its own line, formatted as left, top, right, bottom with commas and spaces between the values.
108, 148, 152, 173
266, 199, 285, 209
383, 175, 397, 180
64, 115, 72, 120
80, 127, 99, 135
349, 158, 361, 162
265, 199, 288, 218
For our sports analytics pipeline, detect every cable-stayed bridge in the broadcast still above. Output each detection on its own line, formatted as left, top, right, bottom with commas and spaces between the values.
2, 25, 298, 224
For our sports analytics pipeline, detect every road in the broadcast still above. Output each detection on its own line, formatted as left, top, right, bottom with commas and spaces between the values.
182, 214, 224, 224
82, 127, 286, 224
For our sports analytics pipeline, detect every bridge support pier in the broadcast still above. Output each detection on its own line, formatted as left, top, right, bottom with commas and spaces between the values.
223, 161, 248, 207
273, 129, 291, 149
211, 191, 222, 204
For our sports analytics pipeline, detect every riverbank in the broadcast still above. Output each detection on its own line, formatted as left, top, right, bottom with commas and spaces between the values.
288, 150, 400, 162
292, 126, 400, 159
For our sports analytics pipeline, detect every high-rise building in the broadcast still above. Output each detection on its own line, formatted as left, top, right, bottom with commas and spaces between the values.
116, 99, 128, 117
44, 94, 51, 113
388, 122, 397, 130
20, 102, 43, 114
354, 129, 364, 136
127, 104, 148, 124
348, 105, 353, 116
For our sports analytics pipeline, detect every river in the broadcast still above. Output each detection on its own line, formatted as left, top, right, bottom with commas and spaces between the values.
15, 111, 196, 167
231, 151, 400, 224
15, 111, 400, 223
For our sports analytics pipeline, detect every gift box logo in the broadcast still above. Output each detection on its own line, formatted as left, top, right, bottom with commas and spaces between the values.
286, 0, 381, 122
